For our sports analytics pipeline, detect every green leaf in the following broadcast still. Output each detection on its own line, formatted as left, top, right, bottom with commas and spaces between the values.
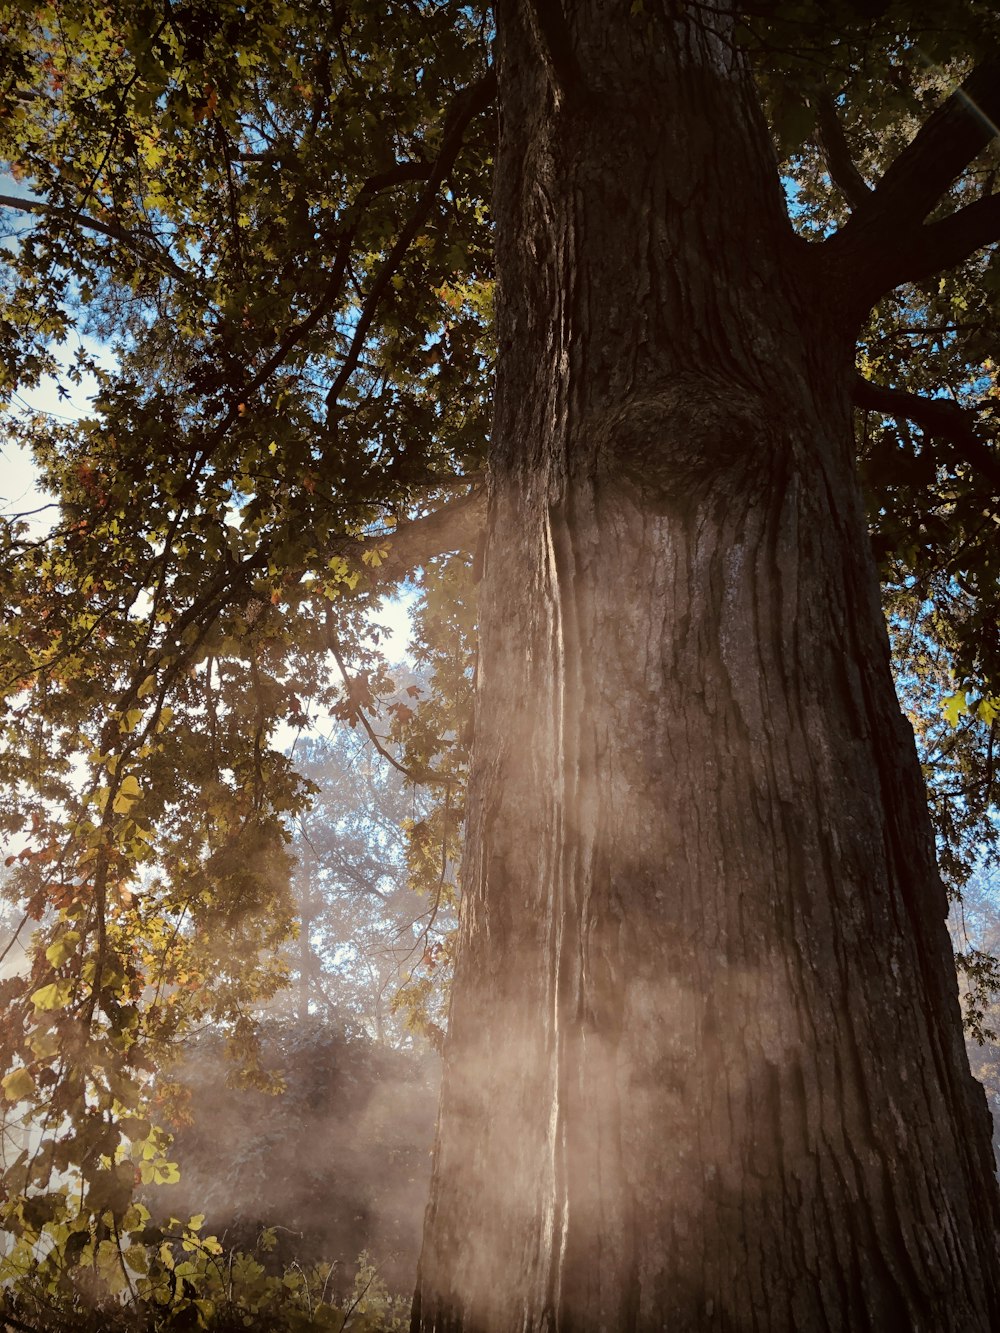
45, 930, 81, 967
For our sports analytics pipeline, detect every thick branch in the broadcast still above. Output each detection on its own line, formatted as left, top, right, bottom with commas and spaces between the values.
824, 57, 1000, 309
353, 487, 486, 582
889, 191, 1000, 286
854, 376, 1000, 495
848, 58, 1000, 233
813, 91, 872, 211
0, 192, 189, 282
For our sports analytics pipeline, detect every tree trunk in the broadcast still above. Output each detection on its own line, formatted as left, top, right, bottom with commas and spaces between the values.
412, 3, 1000, 1328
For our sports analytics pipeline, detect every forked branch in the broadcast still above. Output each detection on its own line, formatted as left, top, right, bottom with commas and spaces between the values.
825, 56, 1000, 310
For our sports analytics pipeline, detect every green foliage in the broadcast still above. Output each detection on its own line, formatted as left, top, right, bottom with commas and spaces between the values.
0, 0, 492, 1269
2, 1212, 407, 1331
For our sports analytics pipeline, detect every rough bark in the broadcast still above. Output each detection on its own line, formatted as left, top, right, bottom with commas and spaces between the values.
412, 4, 1000, 1329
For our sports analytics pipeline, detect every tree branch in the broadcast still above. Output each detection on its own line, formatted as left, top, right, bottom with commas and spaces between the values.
888, 191, 1000, 287
326, 632, 421, 781
854, 376, 1000, 495
813, 91, 872, 211
824, 56, 1000, 309
848, 57, 1000, 232
352, 486, 486, 583
0, 193, 189, 283
182, 71, 495, 493
324, 67, 496, 416
1, 1304, 51, 1333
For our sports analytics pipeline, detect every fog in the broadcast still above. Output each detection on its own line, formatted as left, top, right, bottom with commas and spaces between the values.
155, 1016, 440, 1298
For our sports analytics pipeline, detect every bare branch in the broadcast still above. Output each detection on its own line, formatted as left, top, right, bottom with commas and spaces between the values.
854, 376, 1000, 495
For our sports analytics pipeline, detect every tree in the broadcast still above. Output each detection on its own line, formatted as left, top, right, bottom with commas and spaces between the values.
282, 722, 458, 1043
409, 8, 1000, 1327
2, 1, 1000, 1328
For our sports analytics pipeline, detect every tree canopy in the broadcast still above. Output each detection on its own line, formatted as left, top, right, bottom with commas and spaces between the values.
2, 0, 1000, 1326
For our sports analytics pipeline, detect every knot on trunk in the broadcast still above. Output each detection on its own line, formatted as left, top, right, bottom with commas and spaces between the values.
595, 372, 769, 509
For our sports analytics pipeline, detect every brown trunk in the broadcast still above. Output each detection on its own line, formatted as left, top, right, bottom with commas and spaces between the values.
412, 3, 1000, 1328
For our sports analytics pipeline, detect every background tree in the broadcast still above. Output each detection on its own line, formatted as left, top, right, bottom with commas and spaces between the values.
281, 712, 459, 1044
0, 0, 999, 1328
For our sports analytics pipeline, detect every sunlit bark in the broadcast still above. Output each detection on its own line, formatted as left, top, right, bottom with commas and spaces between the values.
412, 3, 1000, 1328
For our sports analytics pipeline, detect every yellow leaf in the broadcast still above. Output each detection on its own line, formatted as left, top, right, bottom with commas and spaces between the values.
942, 691, 969, 727
113, 775, 142, 814
30, 979, 73, 1011
45, 931, 80, 967
28, 1030, 59, 1060
2, 1067, 35, 1102
361, 543, 389, 568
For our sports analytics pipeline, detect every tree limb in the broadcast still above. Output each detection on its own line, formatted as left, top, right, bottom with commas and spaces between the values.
888, 191, 1000, 287
854, 376, 1000, 495
0, 192, 189, 283
352, 486, 486, 582
323, 67, 496, 415
181, 69, 495, 495
846, 57, 1000, 233
824, 57, 1000, 309
813, 91, 872, 211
